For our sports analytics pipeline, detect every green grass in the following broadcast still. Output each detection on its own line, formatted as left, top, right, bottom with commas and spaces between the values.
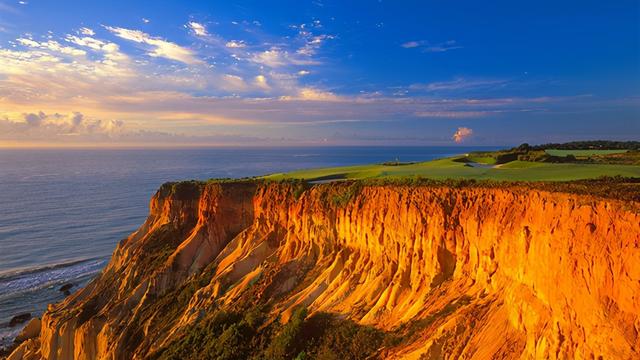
465, 155, 497, 165
264, 157, 640, 182
545, 149, 628, 157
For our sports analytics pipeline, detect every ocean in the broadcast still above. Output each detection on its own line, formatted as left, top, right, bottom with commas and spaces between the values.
0, 146, 497, 347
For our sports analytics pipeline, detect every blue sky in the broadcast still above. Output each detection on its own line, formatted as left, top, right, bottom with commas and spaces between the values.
0, 0, 638, 146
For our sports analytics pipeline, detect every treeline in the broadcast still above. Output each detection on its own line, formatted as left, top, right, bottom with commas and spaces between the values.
528, 140, 640, 151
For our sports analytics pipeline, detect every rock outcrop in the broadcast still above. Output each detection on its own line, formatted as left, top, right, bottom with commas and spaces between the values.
9, 180, 640, 359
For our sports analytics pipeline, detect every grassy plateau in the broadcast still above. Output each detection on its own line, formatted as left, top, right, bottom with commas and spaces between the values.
264, 143, 640, 182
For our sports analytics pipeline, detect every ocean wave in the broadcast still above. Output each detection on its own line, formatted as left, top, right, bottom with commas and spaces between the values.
0, 257, 108, 298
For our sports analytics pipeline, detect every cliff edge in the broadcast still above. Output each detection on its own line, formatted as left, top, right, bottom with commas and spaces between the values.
9, 180, 640, 359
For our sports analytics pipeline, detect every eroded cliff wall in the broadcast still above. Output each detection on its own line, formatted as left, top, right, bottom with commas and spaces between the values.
10, 181, 640, 359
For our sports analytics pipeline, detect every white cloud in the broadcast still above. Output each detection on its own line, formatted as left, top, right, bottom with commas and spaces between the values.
105, 26, 201, 64
142, 18, 150, 24
250, 48, 320, 68
225, 40, 246, 48
187, 21, 208, 37
452, 127, 473, 143
79, 27, 95, 36
64, 35, 128, 65
17, 38, 86, 56
297, 70, 310, 76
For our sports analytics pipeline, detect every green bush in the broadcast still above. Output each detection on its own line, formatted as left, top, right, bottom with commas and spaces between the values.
264, 307, 308, 359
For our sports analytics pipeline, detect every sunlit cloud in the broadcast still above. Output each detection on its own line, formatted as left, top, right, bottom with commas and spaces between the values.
225, 40, 246, 48
105, 25, 202, 64
16, 38, 86, 56
187, 21, 208, 37
78, 27, 95, 36
280, 88, 342, 102
452, 127, 473, 143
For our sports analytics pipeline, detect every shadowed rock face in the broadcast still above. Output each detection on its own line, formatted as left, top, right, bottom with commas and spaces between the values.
10, 181, 640, 360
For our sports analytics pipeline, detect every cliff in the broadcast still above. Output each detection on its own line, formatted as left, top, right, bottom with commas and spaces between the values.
8, 180, 640, 360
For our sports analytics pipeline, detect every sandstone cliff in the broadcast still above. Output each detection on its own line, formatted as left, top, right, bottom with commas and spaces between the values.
9, 180, 640, 359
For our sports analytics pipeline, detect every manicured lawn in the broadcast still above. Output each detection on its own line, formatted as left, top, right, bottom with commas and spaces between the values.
466, 156, 497, 165
264, 157, 640, 182
545, 149, 628, 157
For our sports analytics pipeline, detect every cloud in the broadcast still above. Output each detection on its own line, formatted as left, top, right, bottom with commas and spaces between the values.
24, 111, 46, 126
105, 26, 201, 64
254, 75, 270, 90
401, 41, 420, 48
250, 48, 320, 68
410, 78, 509, 92
221, 74, 248, 92
425, 40, 462, 53
452, 127, 473, 143
416, 111, 487, 118
142, 18, 150, 24
65, 35, 127, 62
0, 111, 125, 140
79, 27, 95, 36
187, 21, 208, 37
0, 2, 18, 12
17, 38, 86, 56
402, 40, 462, 53
280, 88, 342, 101
225, 40, 246, 48
297, 34, 334, 56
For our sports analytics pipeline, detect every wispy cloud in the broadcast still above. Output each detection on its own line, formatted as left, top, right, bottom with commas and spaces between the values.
105, 25, 202, 64
402, 40, 462, 53
0, 1, 19, 13
410, 77, 509, 92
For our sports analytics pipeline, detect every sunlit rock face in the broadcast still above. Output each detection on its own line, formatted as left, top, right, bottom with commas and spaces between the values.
11, 181, 640, 359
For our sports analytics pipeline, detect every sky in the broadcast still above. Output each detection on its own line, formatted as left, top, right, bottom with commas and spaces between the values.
0, 0, 638, 147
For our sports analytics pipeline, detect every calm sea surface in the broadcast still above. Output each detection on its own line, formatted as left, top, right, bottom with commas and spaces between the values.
0, 146, 498, 347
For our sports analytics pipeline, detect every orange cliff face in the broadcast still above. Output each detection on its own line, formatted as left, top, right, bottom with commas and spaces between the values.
9, 181, 640, 360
